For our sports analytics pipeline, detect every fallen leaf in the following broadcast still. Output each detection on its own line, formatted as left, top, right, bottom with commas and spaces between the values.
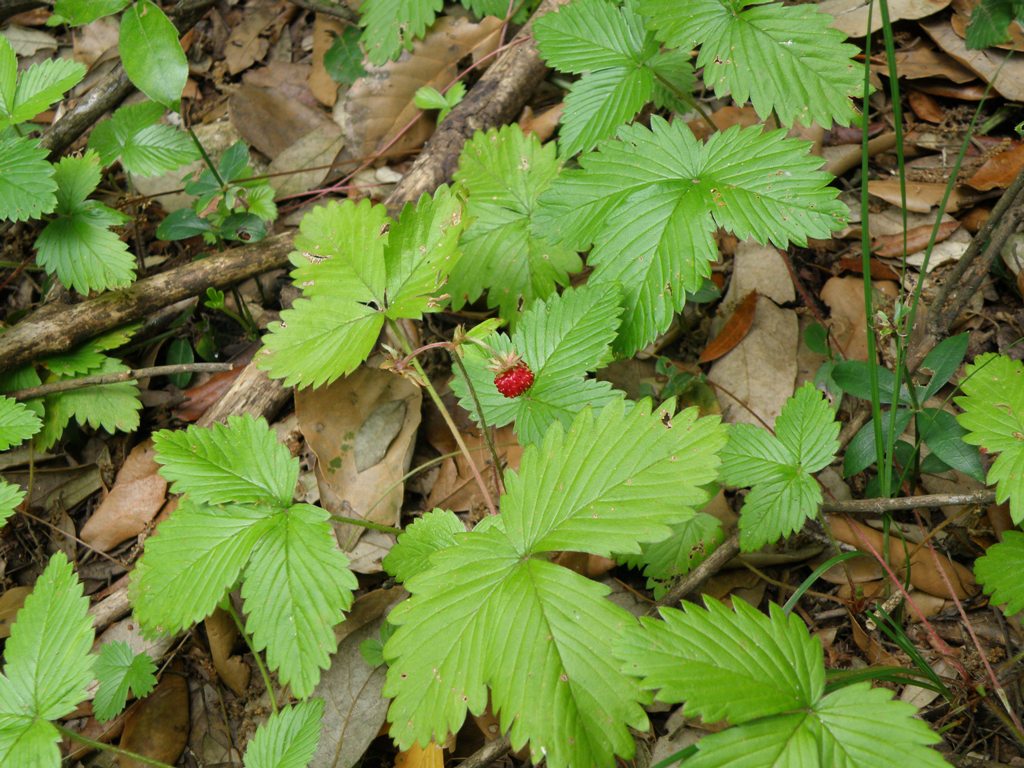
821, 276, 898, 360
867, 179, 966, 212
872, 219, 960, 257
959, 205, 990, 232
229, 83, 336, 160
396, 742, 445, 768
174, 366, 244, 422
518, 103, 565, 142
310, 13, 347, 106
426, 425, 521, 515
700, 291, 759, 363
871, 46, 975, 82
204, 607, 250, 697
967, 142, 1024, 190
722, 240, 794, 308
6, 24, 57, 57
119, 666, 190, 768
80, 440, 167, 552
820, 0, 949, 37
224, 2, 282, 75
267, 121, 345, 197
836, 258, 902, 281
951, 0, 1024, 51
296, 367, 422, 549
922, 18, 1024, 100
908, 90, 945, 123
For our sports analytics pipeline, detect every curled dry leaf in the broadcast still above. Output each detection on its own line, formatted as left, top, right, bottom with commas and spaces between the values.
333, 16, 503, 171
819, 0, 950, 37
80, 440, 167, 553
967, 142, 1024, 190
310, 13, 348, 107
821, 276, 898, 361
921, 18, 1024, 101
119, 666, 190, 768
867, 179, 968, 213
700, 291, 759, 363
908, 90, 945, 123
872, 219, 960, 257
825, 515, 977, 599
204, 607, 251, 698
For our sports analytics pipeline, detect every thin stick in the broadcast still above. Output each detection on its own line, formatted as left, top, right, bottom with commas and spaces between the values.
458, 736, 512, 768
821, 490, 995, 515
7, 363, 234, 401
448, 351, 505, 496
329, 514, 401, 535
654, 531, 741, 610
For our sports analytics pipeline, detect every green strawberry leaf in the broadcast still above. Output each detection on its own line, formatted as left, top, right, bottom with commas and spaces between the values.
359, 0, 442, 65
719, 383, 839, 551
639, 0, 861, 128
535, 119, 846, 354
450, 283, 626, 444
974, 530, 1024, 616
450, 126, 581, 323
0, 134, 57, 222
0, 553, 95, 764
93, 641, 157, 723
383, 508, 464, 582
87, 101, 197, 176
0, 395, 42, 450
965, 0, 1022, 49
617, 511, 723, 595
0, 34, 86, 128
243, 699, 325, 768
955, 353, 1024, 524
0, 480, 24, 530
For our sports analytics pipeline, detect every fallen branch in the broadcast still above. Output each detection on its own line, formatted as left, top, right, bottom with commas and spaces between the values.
0, 233, 293, 373
8, 362, 234, 401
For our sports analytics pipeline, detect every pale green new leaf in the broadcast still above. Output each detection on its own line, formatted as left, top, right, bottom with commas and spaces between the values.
359, 0, 442, 65
0, 134, 56, 222
450, 126, 581, 322
241, 504, 357, 698
34, 357, 141, 450
244, 699, 325, 768
0, 480, 24, 529
955, 353, 1024, 523
0, 35, 85, 128
535, 119, 846, 353
92, 641, 157, 722
640, 0, 861, 127
0, 395, 42, 450
88, 101, 197, 176
718, 384, 838, 551
152, 414, 299, 507
260, 191, 462, 387
450, 283, 626, 444
974, 531, 1024, 616
384, 528, 649, 768
130, 498, 275, 633
619, 598, 947, 768
0, 553, 94, 767
383, 508, 464, 583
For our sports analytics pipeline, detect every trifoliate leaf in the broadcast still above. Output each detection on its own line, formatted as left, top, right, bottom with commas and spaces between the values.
52, 0, 131, 26
244, 699, 325, 768
450, 283, 626, 444
383, 508, 464, 582
639, 0, 860, 128
152, 414, 299, 507
384, 400, 725, 767
41, 325, 138, 378
0, 553, 95, 765
0, 395, 42, 450
536, 119, 846, 354
93, 641, 157, 722
955, 353, 1024, 523
0, 480, 24, 529
33, 357, 141, 450
260, 189, 463, 387
241, 504, 357, 698
359, 0, 442, 65
0, 134, 56, 222
618, 598, 947, 767
132, 417, 356, 697
35, 152, 135, 293
88, 100, 197, 176
618, 512, 723, 592
450, 126, 581, 322
0, 35, 86, 128
534, 0, 694, 156
974, 531, 1024, 616
719, 383, 839, 551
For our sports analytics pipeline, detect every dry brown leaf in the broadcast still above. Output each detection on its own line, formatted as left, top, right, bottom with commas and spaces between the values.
820, 0, 949, 37
517, 103, 565, 142
836, 257, 902, 281
310, 13, 347, 106
871, 47, 975, 82
821, 276, 898, 361
967, 142, 1024, 190
426, 425, 522, 514
687, 104, 759, 141
825, 515, 977, 599
912, 78, 988, 100
119, 667, 190, 768
224, 2, 282, 75
335, 16, 503, 169
848, 610, 902, 666
204, 608, 250, 697
174, 367, 244, 422
700, 291, 758, 363
244, 61, 320, 109
396, 742, 445, 768
228, 83, 335, 160
872, 219, 960, 257
959, 205, 991, 232
921, 18, 1024, 100
822, 132, 897, 177
80, 440, 167, 552
267, 121, 345, 197
707, 296, 797, 427
295, 367, 422, 549
908, 90, 945, 123
867, 179, 966, 213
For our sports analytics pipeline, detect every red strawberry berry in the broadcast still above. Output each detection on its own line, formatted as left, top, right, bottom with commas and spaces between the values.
491, 357, 534, 398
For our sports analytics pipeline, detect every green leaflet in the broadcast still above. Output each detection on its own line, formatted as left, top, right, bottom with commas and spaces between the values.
955, 353, 1024, 524
132, 416, 357, 698
450, 126, 581, 323
639, 0, 861, 128
450, 282, 625, 445
88, 100, 197, 176
383, 508, 465, 583
619, 598, 948, 767
719, 383, 839, 551
259, 189, 464, 387
974, 531, 1024, 616
0, 395, 42, 450
0, 134, 56, 222
0, 34, 85, 129
243, 699, 325, 768
383, 399, 727, 767
359, 0, 443, 65
535, 118, 846, 354
92, 641, 157, 722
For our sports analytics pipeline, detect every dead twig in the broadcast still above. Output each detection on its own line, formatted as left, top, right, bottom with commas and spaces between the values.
7, 362, 234, 401
457, 737, 512, 768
